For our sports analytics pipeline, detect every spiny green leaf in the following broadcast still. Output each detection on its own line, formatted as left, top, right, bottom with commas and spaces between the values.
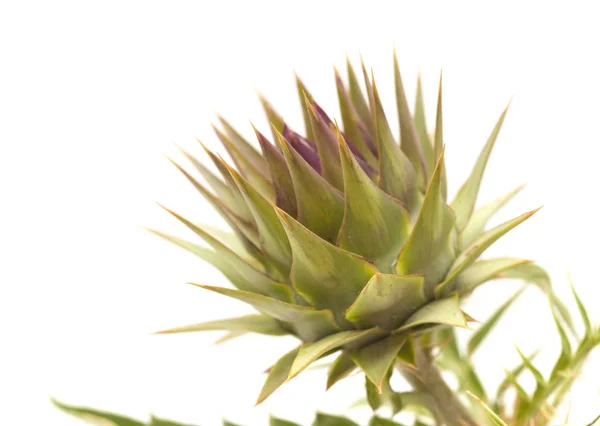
370, 75, 419, 211
178, 145, 242, 216
460, 185, 525, 249
467, 288, 525, 357
397, 150, 456, 296
394, 52, 427, 185
276, 208, 378, 325
269, 416, 301, 426
500, 263, 576, 336
347, 57, 375, 140
345, 274, 426, 330
224, 163, 292, 277
158, 209, 293, 301
515, 346, 545, 388
218, 116, 267, 174
191, 284, 339, 342
366, 376, 383, 410
452, 104, 510, 230
213, 124, 273, 200
335, 69, 378, 168
151, 417, 197, 426
550, 303, 572, 380
275, 129, 345, 243
569, 274, 591, 335
197, 142, 257, 221
254, 127, 298, 217
223, 421, 242, 426
326, 352, 356, 390
306, 100, 344, 190
434, 72, 447, 201
147, 229, 256, 291
257, 347, 300, 405
495, 348, 540, 408
439, 208, 540, 292
258, 93, 285, 140
313, 413, 360, 426
369, 417, 407, 426
466, 392, 509, 426
155, 314, 287, 336
451, 258, 533, 296
296, 75, 316, 141
337, 131, 411, 270
289, 329, 380, 381
395, 295, 468, 333
168, 158, 259, 247
52, 399, 146, 426
351, 334, 406, 391
414, 74, 435, 177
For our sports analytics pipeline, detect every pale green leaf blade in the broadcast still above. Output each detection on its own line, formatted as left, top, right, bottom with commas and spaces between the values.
433, 72, 447, 201
178, 146, 242, 216
269, 416, 301, 426
150, 416, 197, 426
347, 57, 375, 140
394, 53, 427, 184
549, 303, 572, 380
275, 129, 345, 243
276, 207, 378, 325
224, 162, 292, 277
289, 329, 377, 380
258, 94, 285, 139
306, 100, 344, 190
213, 124, 273, 201
326, 352, 357, 390
313, 413, 360, 426
191, 284, 339, 342
395, 296, 468, 333
495, 348, 540, 407
452, 105, 510, 230
296, 75, 316, 141
168, 158, 258, 246
351, 334, 406, 391
467, 288, 525, 357
569, 274, 591, 335
414, 75, 435, 176
451, 258, 533, 297
369, 75, 418, 211
500, 263, 576, 335
147, 229, 256, 292
397, 150, 456, 296
345, 274, 426, 330
160, 207, 293, 302
466, 392, 509, 426
335, 69, 378, 168
254, 127, 298, 217
337, 131, 412, 269
460, 185, 525, 249
366, 376, 383, 410
218, 116, 266, 174
369, 417, 407, 426
257, 348, 300, 405
155, 314, 288, 336
52, 399, 146, 426
439, 208, 540, 291
515, 346, 545, 388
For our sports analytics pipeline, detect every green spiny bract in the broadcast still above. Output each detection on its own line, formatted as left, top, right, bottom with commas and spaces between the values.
153, 55, 538, 404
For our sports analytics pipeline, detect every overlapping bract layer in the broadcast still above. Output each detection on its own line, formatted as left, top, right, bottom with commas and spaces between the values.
153, 56, 539, 402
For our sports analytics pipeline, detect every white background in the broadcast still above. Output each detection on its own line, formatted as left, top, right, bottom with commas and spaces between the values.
1, 1, 599, 425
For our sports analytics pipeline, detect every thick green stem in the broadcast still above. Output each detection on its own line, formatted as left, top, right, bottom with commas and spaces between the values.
400, 342, 479, 426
